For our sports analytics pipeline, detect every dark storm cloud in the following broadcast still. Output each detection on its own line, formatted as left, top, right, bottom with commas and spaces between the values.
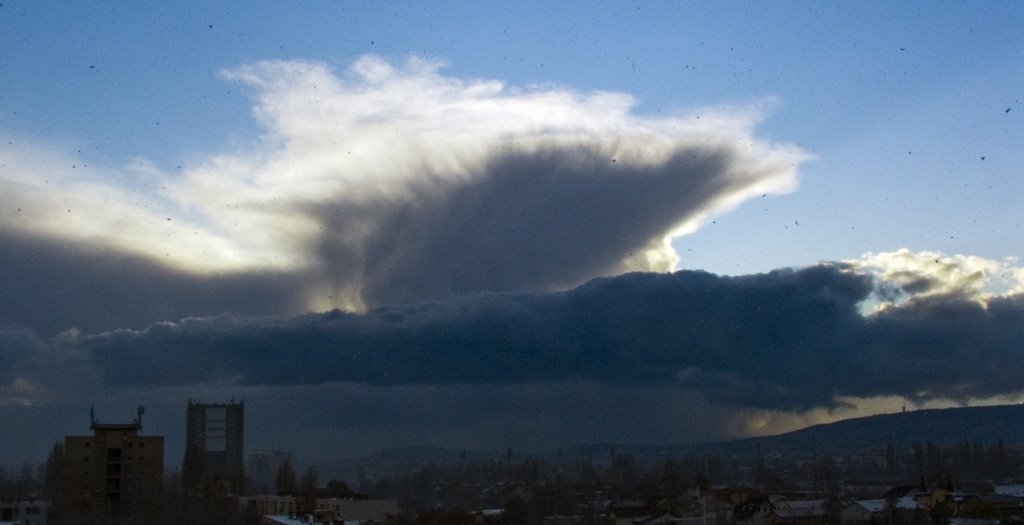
348, 145, 739, 305
0, 231, 307, 336
850, 293, 1024, 402
6, 265, 1022, 411
74, 266, 864, 392
0, 328, 39, 383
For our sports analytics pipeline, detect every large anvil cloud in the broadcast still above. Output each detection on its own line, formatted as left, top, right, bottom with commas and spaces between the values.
0, 55, 804, 334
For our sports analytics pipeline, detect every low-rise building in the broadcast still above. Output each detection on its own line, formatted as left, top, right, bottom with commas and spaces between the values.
62, 407, 164, 524
841, 497, 922, 525
244, 495, 397, 524
768, 499, 828, 525
0, 500, 50, 525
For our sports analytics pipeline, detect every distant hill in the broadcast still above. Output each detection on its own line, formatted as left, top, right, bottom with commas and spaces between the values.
553, 404, 1024, 461
740, 403, 1024, 456
316, 404, 1024, 479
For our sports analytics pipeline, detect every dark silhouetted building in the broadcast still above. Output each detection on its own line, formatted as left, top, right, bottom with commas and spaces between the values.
182, 400, 245, 493
62, 407, 163, 523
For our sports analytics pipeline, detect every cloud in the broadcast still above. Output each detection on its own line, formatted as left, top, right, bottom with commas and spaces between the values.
846, 249, 1024, 305
0, 230, 308, 336
1, 55, 806, 333
4, 254, 1023, 414
2, 251, 1023, 462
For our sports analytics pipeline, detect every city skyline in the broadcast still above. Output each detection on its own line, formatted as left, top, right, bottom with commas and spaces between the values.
1, 2, 1022, 466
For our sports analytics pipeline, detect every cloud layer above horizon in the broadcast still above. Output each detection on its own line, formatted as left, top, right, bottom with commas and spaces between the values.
3, 251, 1023, 415
1, 55, 805, 334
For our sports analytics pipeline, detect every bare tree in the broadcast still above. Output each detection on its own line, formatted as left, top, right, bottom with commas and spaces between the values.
275, 458, 297, 496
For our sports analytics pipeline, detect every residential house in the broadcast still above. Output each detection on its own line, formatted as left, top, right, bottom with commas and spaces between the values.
841, 497, 922, 525
767, 499, 828, 525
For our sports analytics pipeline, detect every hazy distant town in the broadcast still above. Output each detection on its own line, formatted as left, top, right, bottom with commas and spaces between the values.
4, 402, 1024, 525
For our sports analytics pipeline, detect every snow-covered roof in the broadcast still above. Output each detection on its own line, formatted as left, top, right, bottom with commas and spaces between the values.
261, 517, 304, 525
995, 485, 1024, 498
773, 501, 827, 519
853, 500, 887, 513
773, 499, 825, 510
262, 516, 351, 525
850, 497, 920, 513
950, 518, 1000, 525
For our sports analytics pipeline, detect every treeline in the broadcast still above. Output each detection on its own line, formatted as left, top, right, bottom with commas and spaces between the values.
904, 439, 1019, 482
350, 440, 1024, 521
4, 438, 1022, 524
353, 452, 724, 518
0, 462, 45, 501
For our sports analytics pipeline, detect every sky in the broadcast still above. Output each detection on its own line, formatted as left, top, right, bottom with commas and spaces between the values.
0, 2, 1022, 469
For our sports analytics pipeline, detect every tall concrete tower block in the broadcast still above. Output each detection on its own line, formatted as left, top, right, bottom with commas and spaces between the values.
183, 400, 244, 491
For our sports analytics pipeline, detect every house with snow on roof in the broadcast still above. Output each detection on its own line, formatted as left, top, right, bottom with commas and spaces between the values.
841, 497, 922, 525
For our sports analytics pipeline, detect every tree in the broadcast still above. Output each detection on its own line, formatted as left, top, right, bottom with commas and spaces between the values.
504, 495, 528, 525
43, 441, 64, 522
229, 462, 246, 496
885, 444, 897, 480
16, 463, 34, 499
661, 460, 687, 513
960, 498, 999, 520
989, 440, 1009, 479
608, 453, 640, 493
276, 458, 297, 495
325, 479, 352, 499
754, 444, 768, 486
929, 500, 953, 525
300, 466, 318, 514
181, 444, 204, 491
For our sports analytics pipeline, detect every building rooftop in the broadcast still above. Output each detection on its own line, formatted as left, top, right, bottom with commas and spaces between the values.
90, 422, 142, 431
852, 497, 921, 513
88, 405, 145, 431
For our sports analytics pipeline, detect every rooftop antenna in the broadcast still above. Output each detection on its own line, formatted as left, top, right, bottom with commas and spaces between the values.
135, 405, 145, 425
902, 397, 907, 413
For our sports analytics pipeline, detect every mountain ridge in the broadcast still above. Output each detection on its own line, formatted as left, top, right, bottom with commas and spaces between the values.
315, 403, 1024, 479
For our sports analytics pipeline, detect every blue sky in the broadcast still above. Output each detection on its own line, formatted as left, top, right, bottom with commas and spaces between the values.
1, 2, 1023, 464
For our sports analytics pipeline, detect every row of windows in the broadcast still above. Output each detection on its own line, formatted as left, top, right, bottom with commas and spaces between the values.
81, 441, 147, 448
82, 454, 152, 462
73, 470, 151, 477
0, 505, 44, 516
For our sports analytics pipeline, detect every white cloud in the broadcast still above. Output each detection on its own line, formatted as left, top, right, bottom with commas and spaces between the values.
845, 249, 1024, 307
1, 55, 807, 312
